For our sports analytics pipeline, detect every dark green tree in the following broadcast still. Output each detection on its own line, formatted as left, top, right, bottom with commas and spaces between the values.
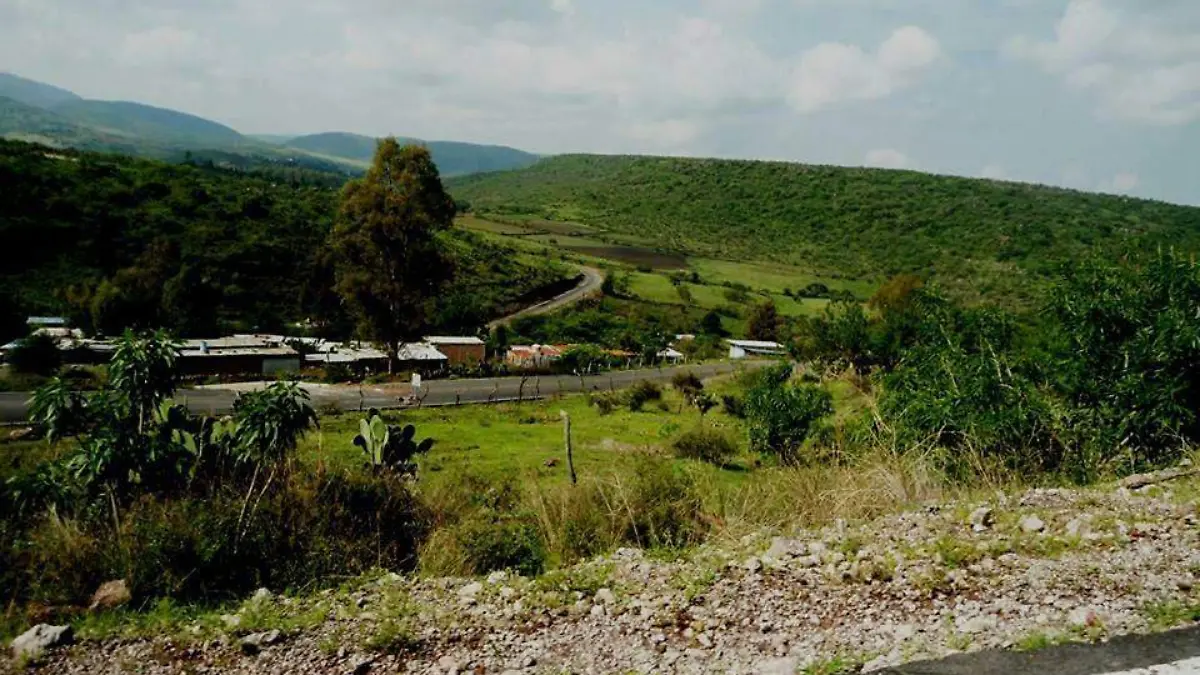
8, 333, 62, 376
331, 140, 456, 372
746, 300, 781, 342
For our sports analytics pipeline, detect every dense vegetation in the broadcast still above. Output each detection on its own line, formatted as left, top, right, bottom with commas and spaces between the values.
795, 252, 1200, 480
450, 155, 1200, 305
0, 140, 568, 341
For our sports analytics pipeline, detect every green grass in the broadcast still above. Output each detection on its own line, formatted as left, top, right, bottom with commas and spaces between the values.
301, 388, 756, 494
1141, 599, 1200, 632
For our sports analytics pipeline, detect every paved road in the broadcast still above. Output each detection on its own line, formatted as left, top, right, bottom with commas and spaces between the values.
487, 265, 604, 329
880, 625, 1200, 675
0, 361, 764, 423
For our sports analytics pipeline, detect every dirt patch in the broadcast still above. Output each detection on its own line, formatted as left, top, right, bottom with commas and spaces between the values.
565, 245, 688, 270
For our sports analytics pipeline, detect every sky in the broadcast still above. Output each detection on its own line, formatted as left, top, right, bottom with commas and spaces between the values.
1, 0, 1197, 205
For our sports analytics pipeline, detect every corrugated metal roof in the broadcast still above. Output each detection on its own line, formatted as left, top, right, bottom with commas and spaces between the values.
425, 336, 485, 346
726, 340, 784, 349
26, 316, 67, 326
396, 343, 449, 362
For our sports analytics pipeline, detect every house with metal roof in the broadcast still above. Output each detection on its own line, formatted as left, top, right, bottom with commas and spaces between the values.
726, 339, 786, 359
424, 336, 486, 367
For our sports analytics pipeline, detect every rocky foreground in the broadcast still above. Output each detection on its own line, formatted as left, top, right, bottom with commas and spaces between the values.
9, 471, 1200, 674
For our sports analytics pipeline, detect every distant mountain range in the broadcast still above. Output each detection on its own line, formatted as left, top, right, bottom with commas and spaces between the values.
0, 72, 540, 178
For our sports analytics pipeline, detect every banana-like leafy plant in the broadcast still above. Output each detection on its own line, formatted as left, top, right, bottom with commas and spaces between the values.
354, 411, 434, 477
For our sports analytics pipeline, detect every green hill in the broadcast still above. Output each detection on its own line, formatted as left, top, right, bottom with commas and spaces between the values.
52, 99, 245, 146
0, 139, 569, 339
285, 132, 540, 176
448, 154, 1200, 304
0, 72, 82, 109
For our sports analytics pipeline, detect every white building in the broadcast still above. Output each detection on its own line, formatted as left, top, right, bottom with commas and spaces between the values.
726, 339, 786, 360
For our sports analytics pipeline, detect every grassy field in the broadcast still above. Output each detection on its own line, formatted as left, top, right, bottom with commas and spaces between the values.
301, 384, 755, 493
626, 272, 831, 319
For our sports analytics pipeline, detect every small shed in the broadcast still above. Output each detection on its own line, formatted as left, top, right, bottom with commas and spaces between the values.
425, 336, 486, 367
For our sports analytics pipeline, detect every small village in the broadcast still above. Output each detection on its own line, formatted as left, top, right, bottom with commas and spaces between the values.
0, 316, 786, 383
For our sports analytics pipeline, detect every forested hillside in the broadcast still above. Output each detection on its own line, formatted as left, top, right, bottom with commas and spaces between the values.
283, 132, 540, 176
0, 140, 568, 340
51, 100, 245, 146
449, 155, 1200, 304
0, 73, 543, 182
0, 72, 81, 108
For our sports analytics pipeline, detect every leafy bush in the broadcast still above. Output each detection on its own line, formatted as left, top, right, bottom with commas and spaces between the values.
721, 394, 746, 419
671, 371, 704, 397
453, 515, 546, 577
745, 364, 833, 463
7, 333, 62, 376
673, 427, 738, 465
591, 391, 621, 415
627, 380, 663, 412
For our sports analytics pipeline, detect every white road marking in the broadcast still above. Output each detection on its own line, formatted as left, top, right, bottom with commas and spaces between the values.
1101, 656, 1200, 674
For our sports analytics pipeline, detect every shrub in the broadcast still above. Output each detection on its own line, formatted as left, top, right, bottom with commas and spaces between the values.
671, 371, 703, 396
620, 457, 707, 550
453, 515, 546, 576
673, 427, 738, 465
721, 394, 746, 418
591, 391, 621, 415
323, 362, 353, 384
6, 469, 424, 605
627, 380, 663, 412
745, 366, 833, 463
8, 333, 62, 376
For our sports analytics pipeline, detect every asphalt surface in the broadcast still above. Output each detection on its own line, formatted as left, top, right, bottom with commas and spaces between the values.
880, 625, 1200, 675
0, 361, 761, 423
487, 265, 604, 329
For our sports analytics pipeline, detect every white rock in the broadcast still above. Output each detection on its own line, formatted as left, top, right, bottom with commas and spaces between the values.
595, 588, 616, 605
487, 571, 508, 585
744, 557, 763, 573
970, 507, 995, 531
795, 555, 821, 569
958, 615, 998, 634
10, 624, 73, 660
1020, 515, 1046, 534
1069, 607, 1100, 627
251, 587, 273, 604
458, 582, 484, 598
437, 655, 460, 674
755, 657, 800, 675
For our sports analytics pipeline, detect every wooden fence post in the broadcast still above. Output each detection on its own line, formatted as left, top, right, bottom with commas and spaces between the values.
561, 410, 577, 485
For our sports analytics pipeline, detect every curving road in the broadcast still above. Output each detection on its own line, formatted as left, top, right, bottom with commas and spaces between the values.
0, 361, 769, 423
487, 265, 604, 329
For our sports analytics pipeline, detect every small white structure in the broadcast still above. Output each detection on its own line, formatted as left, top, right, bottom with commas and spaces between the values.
657, 347, 685, 363
726, 339, 786, 360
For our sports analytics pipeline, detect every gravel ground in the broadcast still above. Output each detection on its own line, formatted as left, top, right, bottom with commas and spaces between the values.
9, 477, 1200, 674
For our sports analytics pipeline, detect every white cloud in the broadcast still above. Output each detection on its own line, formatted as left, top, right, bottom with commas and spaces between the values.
787, 26, 941, 113
549, 0, 573, 15
864, 148, 911, 169
1007, 0, 1200, 125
